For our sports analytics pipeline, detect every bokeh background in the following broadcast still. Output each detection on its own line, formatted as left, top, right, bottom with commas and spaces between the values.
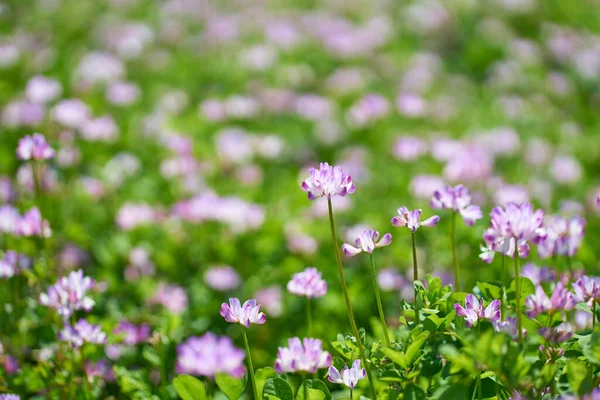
2, 0, 600, 396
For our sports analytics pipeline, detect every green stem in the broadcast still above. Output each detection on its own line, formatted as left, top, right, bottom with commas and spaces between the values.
369, 253, 390, 346
327, 198, 377, 400
501, 255, 506, 320
592, 300, 596, 329
411, 232, 420, 324
477, 372, 482, 400
241, 329, 259, 400
514, 256, 523, 344
242, 329, 259, 400
306, 298, 312, 337
450, 212, 460, 291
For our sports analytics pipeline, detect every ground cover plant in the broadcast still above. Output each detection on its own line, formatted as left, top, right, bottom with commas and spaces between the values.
1, 0, 600, 399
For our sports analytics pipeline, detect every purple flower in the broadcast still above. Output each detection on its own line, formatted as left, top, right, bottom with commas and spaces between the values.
16, 133, 55, 161
430, 184, 482, 226
113, 320, 151, 345
342, 229, 392, 257
525, 283, 576, 318
204, 266, 241, 292
25, 76, 62, 104
59, 319, 107, 347
521, 263, 557, 285
538, 323, 574, 344
481, 202, 546, 262
538, 215, 585, 258
39, 270, 95, 318
328, 360, 366, 389
148, 283, 188, 314
493, 317, 526, 340
0, 251, 30, 279
15, 207, 51, 237
301, 162, 356, 200
176, 332, 245, 378
393, 136, 428, 162
274, 337, 331, 374
391, 207, 440, 232
0, 395, 20, 400
0, 205, 20, 234
572, 275, 600, 306
220, 298, 266, 328
454, 294, 501, 328
85, 360, 115, 382
255, 286, 284, 317
52, 99, 90, 129
287, 267, 327, 298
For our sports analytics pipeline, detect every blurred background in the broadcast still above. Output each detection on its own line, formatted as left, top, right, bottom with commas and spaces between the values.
2, 0, 600, 388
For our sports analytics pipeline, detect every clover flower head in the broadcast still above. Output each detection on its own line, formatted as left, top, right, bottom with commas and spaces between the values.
538, 323, 574, 344
538, 215, 585, 258
430, 184, 482, 226
39, 269, 95, 318
220, 298, 266, 328
113, 320, 151, 346
59, 319, 106, 347
572, 275, 600, 306
391, 206, 440, 232
454, 294, 500, 327
275, 337, 331, 374
301, 162, 356, 200
16, 133, 55, 161
176, 332, 246, 378
493, 317, 526, 340
287, 267, 327, 299
328, 360, 366, 389
342, 229, 392, 257
525, 283, 576, 318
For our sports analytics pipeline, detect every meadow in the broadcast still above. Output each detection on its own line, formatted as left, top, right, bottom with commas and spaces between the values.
1, 0, 600, 399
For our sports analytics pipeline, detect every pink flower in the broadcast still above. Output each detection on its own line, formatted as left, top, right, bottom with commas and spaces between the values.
220, 298, 266, 328
204, 266, 241, 292
328, 360, 366, 389
39, 270, 95, 318
59, 319, 106, 347
113, 320, 151, 345
149, 283, 188, 314
430, 184, 482, 226
454, 294, 501, 327
342, 229, 392, 257
525, 283, 576, 318
391, 207, 440, 232
493, 317, 525, 340
176, 333, 245, 378
301, 162, 356, 200
25, 76, 62, 104
16, 133, 55, 161
275, 337, 331, 374
538, 215, 585, 258
287, 267, 327, 298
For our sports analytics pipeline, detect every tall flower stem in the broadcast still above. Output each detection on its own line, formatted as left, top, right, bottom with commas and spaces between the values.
501, 255, 506, 320
514, 256, 523, 344
450, 212, 460, 291
306, 298, 312, 337
411, 232, 420, 323
241, 329, 259, 400
327, 198, 377, 399
369, 253, 390, 346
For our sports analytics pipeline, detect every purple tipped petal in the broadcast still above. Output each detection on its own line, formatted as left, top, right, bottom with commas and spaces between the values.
376, 233, 392, 248
342, 243, 362, 257
421, 215, 440, 227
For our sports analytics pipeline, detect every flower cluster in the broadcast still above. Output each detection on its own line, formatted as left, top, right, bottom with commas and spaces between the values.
0, 251, 31, 279
0, 206, 51, 237
113, 320, 151, 345
274, 337, 331, 374
301, 162, 356, 200
58, 319, 107, 347
391, 207, 440, 232
39, 270, 95, 318
538, 323, 574, 344
328, 360, 366, 389
287, 267, 327, 298
572, 275, 600, 306
454, 294, 501, 327
538, 215, 585, 258
430, 185, 482, 225
176, 333, 246, 378
204, 265, 241, 292
525, 283, 576, 318
220, 298, 266, 328
16, 133, 55, 161
342, 229, 392, 257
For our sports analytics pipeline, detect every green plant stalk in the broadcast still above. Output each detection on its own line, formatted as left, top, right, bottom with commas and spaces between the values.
369, 253, 390, 346
450, 212, 460, 291
241, 329, 259, 400
593, 300, 596, 329
306, 297, 312, 337
476, 372, 482, 400
411, 232, 420, 323
327, 198, 377, 399
514, 256, 523, 344
501, 255, 507, 320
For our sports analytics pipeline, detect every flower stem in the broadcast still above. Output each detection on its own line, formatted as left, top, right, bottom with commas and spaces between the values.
411, 232, 420, 323
501, 255, 506, 320
241, 329, 259, 400
369, 253, 390, 346
327, 198, 377, 399
476, 372, 482, 400
450, 212, 460, 291
514, 256, 523, 344
306, 297, 312, 337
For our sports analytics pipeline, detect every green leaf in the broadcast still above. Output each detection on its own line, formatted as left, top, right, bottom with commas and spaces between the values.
142, 348, 161, 367
381, 347, 408, 370
477, 282, 502, 300
255, 367, 277, 397
403, 384, 427, 400
566, 360, 593, 395
296, 379, 332, 400
173, 375, 207, 400
262, 377, 294, 400
433, 384, 469, 400
215, 373, 247, 400
405, 331, 430, 368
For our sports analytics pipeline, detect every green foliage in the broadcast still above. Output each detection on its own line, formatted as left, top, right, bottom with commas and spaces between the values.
173, 375, 207, 400
215, 373, 247, 400
262, 377, 294, 400
296, 379, 332, 400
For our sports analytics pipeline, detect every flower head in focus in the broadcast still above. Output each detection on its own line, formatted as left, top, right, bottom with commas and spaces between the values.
342, 229, 392, 257
572, 275, 600, 307
328, 360, 366, 389
391, 207, 440, 232
275, 337, 331, 373
301, 162, 356, 200
287, 267, 327, 298
220, 298, 266, 328
454, 294, 500, 327
176, 332, 245, 378
39, 270, 95, 318
16, 133, 55, 161
430, 184, 482, 226
59, 319, 106, 347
